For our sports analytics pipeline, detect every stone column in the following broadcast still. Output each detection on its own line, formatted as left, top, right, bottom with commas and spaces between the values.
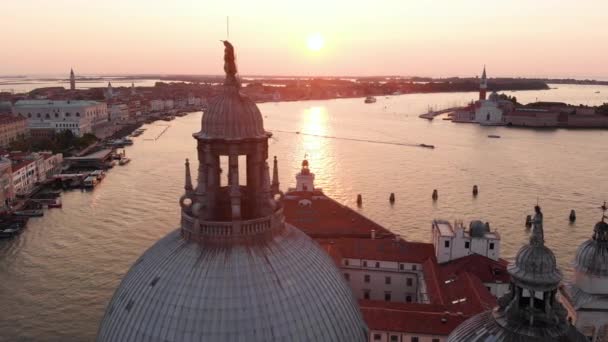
228, 153, 241, 219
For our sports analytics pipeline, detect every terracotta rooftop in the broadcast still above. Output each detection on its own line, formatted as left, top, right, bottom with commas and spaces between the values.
359, 300, 468, 335
315, 237, 435, 264
283, 191, 393, 238
439, 253, 509, 284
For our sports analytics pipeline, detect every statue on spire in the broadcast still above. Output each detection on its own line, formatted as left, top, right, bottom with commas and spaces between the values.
530, 205, 544, 245
221, 40, 239, 87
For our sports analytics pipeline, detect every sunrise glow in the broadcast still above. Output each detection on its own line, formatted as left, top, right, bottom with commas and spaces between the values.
307, 33, 325, 52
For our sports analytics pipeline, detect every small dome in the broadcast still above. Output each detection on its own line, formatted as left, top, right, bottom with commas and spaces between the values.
97, 226, 368, 342
448, 310, 587, 341
573, 221, 608, 276
508, 243, 561, 291
469, 220, 489, 238
489, 91, 500, 102
196, 87, 268, 141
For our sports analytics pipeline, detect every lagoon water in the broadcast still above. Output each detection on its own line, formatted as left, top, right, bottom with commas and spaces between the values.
0, 84, 607, 341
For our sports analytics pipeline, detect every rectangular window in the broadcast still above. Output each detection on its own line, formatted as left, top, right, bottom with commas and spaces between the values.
444, 240, 450, 248
406, 278, 413, 287
390, 336, 399, 342
364, 274, 370, 283
375, 261, 380, 268
384, 292, 391, 302
406, 295, 412, 302
432, 339, 440, 342
373, 334, 381, 341
399, 264, 404, 270
490, 242, 495, 250
412, 265, 417, 271
411, 337, 419, 342
363, 261, 368, 267
385, 276, 391, 285
465, 241, 470, 249
344, 259, 349, 266
364, 290, 370, 300
344, 273, 350, 281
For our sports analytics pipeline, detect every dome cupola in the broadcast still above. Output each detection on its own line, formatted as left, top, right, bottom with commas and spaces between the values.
97, 42, 368, 342
448, 206, 586, 342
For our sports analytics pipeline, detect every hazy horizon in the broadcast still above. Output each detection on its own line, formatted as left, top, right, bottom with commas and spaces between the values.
2, 0, 608, 78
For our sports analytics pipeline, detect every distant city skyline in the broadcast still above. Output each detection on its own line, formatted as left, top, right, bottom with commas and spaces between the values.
2, 0, 608, 78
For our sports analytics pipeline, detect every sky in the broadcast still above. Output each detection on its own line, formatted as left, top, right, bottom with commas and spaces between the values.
1, 0, 608, 78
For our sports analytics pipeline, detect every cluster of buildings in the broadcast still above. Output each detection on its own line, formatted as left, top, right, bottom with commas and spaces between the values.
452, 67, 608, 128
0, 151, 63, 207
95, 43, 606, 342
0, 69, 207, 141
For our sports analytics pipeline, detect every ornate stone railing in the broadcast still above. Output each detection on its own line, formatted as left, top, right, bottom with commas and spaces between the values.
181, 208, 284, 241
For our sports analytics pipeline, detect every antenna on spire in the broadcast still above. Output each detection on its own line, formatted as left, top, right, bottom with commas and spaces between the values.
226, 16, 230, 40
601, 201, 607, 222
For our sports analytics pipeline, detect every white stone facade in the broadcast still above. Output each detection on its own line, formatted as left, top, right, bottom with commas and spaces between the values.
432, 220, 501, 264
13, 100, 108, 137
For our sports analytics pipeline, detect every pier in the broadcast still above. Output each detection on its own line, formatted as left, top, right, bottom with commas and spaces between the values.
418, 107, 462, 120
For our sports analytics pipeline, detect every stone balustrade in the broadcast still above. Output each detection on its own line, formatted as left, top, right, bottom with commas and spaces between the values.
181, 208, 284, 241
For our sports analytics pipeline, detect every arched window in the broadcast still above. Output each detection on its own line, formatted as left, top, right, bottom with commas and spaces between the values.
486, 113, 490, 121
37, 113, 41, 118
66, 112, 71, 117
55, 113, 59, 118
45, 113, 50, 119
76, 112, 80, 117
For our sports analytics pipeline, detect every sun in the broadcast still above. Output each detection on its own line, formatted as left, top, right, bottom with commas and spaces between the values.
307, 33, 325, 52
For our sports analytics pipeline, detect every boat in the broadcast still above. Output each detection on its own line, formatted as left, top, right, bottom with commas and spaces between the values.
47, 198, 62, 209
488, 135, 501, 138
419, 144, 435, 149
90, 170, 105, 180
14, 210, 43, 217
364, 96, 377, 104
83, 176, 98, 189
595, 91, 601, 94
0, 224, 23, 238
119, 158, 131, 166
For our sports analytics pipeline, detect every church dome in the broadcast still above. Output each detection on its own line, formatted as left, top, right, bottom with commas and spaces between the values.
573, 220, 608, 277
448, 310, 587, 342
448, 207, 586, 342
469, 220, 489, 238
97, 226, 368, 342
98, 41, 367, 342
508, 243, 561, 291
196, 87, 268, 141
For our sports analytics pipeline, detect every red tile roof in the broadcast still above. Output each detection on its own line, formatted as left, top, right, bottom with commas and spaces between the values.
11, 159, 33, 172
283, 190, 393, 238
359, 300, 468, 335
439, 254, 509, 284
315, 237, 436, 264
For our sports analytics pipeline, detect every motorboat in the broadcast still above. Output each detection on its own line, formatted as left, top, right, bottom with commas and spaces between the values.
488, 135, 501, 138
364, 96, 377, 103
83, 176, 98, 189
419, 144, 435, 149
14, 210, 43, 217
119, 158, 131, 166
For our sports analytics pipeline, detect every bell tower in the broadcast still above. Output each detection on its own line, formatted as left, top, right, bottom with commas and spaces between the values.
479, 65, 487, 100
70, 68, 76, 90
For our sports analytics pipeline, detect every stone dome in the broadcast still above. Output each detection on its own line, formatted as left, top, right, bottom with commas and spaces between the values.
573, 221, 608, 277
508, 243, 561, 291
469, 220, 489, 238
448, 310, 587, 342
195, 87, 268, 141
97, 226, 368, 342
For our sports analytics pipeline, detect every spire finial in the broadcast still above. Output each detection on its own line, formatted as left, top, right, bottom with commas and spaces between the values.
601, 201, 607, 222
271, 156, 279, 195
184, 158, 193, 191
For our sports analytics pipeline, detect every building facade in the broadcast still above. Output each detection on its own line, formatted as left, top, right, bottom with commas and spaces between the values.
13, 100, 108, 137
0, 114, 29, 147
